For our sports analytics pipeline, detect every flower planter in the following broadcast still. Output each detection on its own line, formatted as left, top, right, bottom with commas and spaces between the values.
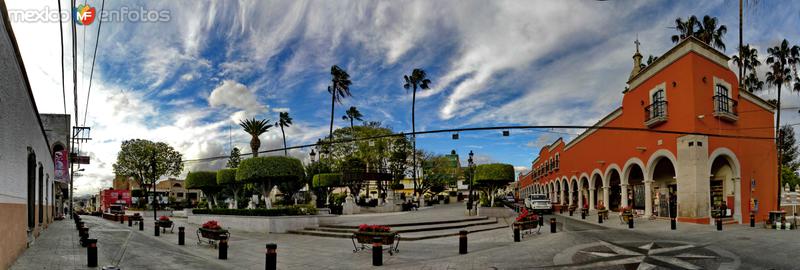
513, 220, 538, 230
597, 209, 609, 220
353, 231, 397, 246
199, 228, 230, 240
156, 220, 173, 228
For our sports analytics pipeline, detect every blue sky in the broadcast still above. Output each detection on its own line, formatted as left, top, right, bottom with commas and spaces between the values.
7, 0, 800, 195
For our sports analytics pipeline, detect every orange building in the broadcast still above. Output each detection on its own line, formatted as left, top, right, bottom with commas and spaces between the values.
518, 37, 777, 224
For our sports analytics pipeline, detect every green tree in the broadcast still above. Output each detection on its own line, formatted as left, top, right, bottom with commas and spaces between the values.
389, 136, 411, 181
339, 157, 367, 197
779, 125, 799, 171
239, 118, 272, 158
696, 15, 727, 51
766, 39, 800, 210
236, 156, 305, 208
732, 44, 762, 92
313, 173, 341, 206
420, 154, 458, 197
185, 171, 221, 209
403, 68, 432, 198
781, 166, 800, 192
328, 65, 352, 144
227, 147, 241, 168
216, 168, 241, 209
278, 112, 293, 156
474, 163, 515, 207
341, 106, 363, 139
112, 139, 183, 214
670, 15, 700, 44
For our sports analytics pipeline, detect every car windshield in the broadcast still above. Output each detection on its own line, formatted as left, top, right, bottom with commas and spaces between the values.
530, 195, 547, 200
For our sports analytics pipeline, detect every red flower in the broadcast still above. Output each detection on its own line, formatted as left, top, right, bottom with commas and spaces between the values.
358, 224, 392, 233
158, 215, 170, 221
202, 220, 222, 230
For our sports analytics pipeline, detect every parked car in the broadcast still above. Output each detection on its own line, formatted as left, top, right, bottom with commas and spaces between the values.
524, 194, 552, 214
504, 195, 516, 202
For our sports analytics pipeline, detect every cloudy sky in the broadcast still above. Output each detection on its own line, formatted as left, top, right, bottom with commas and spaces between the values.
7, 1, 800, 195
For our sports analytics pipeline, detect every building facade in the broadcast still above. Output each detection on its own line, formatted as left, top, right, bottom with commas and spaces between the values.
0, 3, 59, 267
518, 37, 777, 225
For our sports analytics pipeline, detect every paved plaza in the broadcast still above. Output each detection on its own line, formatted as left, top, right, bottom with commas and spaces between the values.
11, 205, 800, 269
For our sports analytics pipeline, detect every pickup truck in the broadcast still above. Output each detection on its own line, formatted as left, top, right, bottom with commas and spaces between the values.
524, 194, 552, 214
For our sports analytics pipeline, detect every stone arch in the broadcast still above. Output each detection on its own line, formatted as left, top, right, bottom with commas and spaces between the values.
622, 157, 646, 209
708, 147, 741, 179
603, 164, 622, 187
708, 147, 742, 222
591, 171, 603, 210
622, 157, 646, 185
646, 149, 678, 182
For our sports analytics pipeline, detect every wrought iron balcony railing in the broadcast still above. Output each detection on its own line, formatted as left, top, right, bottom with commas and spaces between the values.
713, 95, 738, 122
644, 100, 668, 127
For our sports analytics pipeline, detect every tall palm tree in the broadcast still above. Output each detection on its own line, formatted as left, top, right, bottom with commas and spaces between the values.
341, 106, 363, 137
278, 112, 293, 156
239, 118, 272, 158
328, 65, 353, 145
696, 15, 727, 51
732, 44, 762, 92
671, 15, 700, 44
744, 73, 764, 92
403, 68, 431, 198
765, 39, 800, 211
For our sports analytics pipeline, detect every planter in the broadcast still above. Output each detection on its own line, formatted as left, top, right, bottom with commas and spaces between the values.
156, 220, 173, 228
621, 210, 633, 222
513, 220, 538, 230
597, 209, 609, 219
353, 231, 397, 245
198, 228, 230, 240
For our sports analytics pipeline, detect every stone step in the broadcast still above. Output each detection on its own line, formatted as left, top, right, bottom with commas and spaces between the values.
323, 216, 489, 229
287, 222, 509, 242
311, 218, 498, 234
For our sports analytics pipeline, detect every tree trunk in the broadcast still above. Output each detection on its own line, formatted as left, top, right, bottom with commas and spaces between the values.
233, 186, 239, 209
412, 85, 418, 199
251, 136, 261, 158
329, 83, 336, 143
281, 125, 288, 156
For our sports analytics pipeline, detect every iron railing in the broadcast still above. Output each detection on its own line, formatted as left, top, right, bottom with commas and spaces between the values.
713, 95, 738, 116
644, 100, 668, 122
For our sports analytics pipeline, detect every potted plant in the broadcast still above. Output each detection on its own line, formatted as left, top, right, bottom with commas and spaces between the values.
353, 224, 397, 245
596, 204, 609, 220
199, 220, 229, 240
513, 208, 539, 230
156, 215, 172, 227
620, 206, 633, 222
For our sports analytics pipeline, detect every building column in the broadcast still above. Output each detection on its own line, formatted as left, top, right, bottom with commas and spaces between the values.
603, 186, 610, 210
644, 180, 654, 218
560, 187, 565, 205
578, 188, 584, 209
733, 177, 741, 224
589, 188, 596, 210
621, 184, 629, 208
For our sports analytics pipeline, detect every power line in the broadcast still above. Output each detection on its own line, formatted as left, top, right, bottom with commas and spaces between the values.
82, 0, 105, 127
181, 125, 776, 163
58, 0, 66, 115
71, 0, 78, 126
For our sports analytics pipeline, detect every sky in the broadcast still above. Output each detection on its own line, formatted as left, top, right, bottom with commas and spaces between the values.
6, 0, 800, 196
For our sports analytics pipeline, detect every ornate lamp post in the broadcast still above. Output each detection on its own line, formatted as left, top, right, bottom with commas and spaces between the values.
466, 151, 475, 216
310, 149, 316, 163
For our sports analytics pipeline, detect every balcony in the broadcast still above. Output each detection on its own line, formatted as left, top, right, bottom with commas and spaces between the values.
644, 100, 668, 127
713, 95, 738, 122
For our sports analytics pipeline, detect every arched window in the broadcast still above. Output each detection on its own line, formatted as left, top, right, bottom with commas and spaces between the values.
38, 164, 44, 225
27, 150, 36, 230
555, 154, 560, 169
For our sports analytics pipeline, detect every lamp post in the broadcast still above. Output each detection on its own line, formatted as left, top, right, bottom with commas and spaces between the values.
467, 151, 475, 216
310, 149, 316, 163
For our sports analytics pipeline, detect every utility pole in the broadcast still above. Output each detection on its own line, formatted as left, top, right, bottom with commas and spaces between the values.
151, 148, 158, 220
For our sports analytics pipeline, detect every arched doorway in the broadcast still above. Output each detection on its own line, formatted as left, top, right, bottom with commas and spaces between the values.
580, 177, 589, 209
592, 173, 603, 210
38, 164, 44, 225
626, 164, 645, 211
651, 157, 677, 218
607, 169, 621, 211
710, 155, 737, 219
570, 178, 578, 206
27, 150, 36, 230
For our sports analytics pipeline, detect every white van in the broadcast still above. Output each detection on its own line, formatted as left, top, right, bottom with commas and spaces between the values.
524, 194, 552, 213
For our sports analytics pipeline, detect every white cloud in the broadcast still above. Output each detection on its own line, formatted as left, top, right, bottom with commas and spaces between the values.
208, 80, 266, 114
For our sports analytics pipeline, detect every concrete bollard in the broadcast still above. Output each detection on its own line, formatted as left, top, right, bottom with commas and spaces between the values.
550, 218, 557, 233
671, 217, 676, 230
155, 222, 160, 236
513, 225, 520, 242
750, 213, 755, 227
80, 227, 89, 247
628, 217, 634, 229
459, 230, 468, 254
716, 218, 722, 231
128, 217, 132, 227
178, 227, 185, 245
86, 238, 98, 267
139, 219, 144, 231
266, 243, 277, 270
219, 238, 228, 260
372, 237, 383, 266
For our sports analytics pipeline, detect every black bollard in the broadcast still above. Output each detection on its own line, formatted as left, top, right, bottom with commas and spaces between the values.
598, 213, 603, 224
671, 217, 676, 230
372, 237, 382, 266
155, 222, 160, 236
716, 218, 722, 231
550, 218, 557, 233
513, 225, 520, 242
459, 230, 468, 254
559, 206, 563, 214
628, 216, 634, 229
128, 217, 132, 227
569, 209, 574, 216
119, 215, 123, 224
178, 227, 185, 245
266, 243, 277, 270
750, 213, 755, 227
80, 227, 89, 247
219, 238, 228, 260
581, 210, 586, 220
139, 219, 144, 231
86, 238, 98, 267
538, 215, 544, 226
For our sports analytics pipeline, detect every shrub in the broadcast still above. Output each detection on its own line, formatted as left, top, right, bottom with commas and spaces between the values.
185, 171, 220, 190
313, 173, 341, 188
236, 156, 305, 183
192, 205, 317, 216
216, 168, 238, 185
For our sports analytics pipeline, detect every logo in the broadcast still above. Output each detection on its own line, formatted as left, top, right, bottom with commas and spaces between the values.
74, 4, 96, 25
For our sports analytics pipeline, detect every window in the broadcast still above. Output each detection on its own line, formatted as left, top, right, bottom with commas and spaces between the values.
27, 151, 36, 229
555, 154, 560, 169
714, 84, 733, 113
647, 89, 667, 119
38, 164, 43, 224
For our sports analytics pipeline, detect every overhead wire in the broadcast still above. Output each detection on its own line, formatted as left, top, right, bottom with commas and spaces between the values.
82, 0, 105, 127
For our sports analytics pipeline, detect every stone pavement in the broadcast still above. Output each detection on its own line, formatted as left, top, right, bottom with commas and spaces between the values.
11, 205, 800, 269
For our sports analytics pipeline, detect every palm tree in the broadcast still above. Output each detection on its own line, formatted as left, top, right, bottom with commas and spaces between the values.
696, 15, 727, 51
732, 44, 762, 92
403, 68, 431, 198
328, 65, 353, 145
765, 39, 800, 211
239, 118, 272, 158
671, 15, 700, 44
278, 112, 293, 156
744, 73, 764, 92
341, 106, 363, 137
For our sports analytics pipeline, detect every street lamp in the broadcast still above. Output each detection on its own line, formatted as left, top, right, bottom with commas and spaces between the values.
310, 149, 316, 163
466, 150, 475, 215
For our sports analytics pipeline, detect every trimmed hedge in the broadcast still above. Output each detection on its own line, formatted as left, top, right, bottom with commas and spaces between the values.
313, 173, 341, 188
474, 163, 515, 184
192, 206, 317, 216
236, 156, 305, 183
216, 168, 238, 185
185, 171, 219, 189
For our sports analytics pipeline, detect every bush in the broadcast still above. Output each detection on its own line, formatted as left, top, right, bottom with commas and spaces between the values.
474, 163, 515, 183
185, 171, 219, 189
216, 168, 238, 185
192, 205, 318, 216
236, 156, 305, 183
313, 173, 341, 188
